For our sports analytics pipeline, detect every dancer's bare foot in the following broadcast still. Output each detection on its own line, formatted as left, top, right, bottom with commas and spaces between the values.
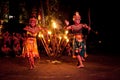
82, 57, 85, 61
29, 66, 34, 70
29, 68, 33, 70
84, 53, 88, 58
77, 65, 84, 68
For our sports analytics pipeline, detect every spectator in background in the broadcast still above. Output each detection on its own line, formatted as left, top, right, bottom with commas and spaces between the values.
1, 44, 11, 57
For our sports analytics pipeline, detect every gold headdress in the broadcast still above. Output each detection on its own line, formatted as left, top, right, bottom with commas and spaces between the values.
29, 17, 37, 23
73, 12, 81, 21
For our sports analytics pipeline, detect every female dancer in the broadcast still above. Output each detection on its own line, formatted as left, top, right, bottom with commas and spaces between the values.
22, 17, 42, 69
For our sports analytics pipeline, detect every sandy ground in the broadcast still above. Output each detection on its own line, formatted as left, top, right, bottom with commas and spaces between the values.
0, 52, 120, 80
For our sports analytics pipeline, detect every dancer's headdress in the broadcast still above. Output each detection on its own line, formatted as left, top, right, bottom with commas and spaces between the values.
73, 12, 81, 21
29, 17, 37, 23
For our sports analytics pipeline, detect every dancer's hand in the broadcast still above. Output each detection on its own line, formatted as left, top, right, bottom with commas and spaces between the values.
72, 55, 76, 58
65, 19, 69, 26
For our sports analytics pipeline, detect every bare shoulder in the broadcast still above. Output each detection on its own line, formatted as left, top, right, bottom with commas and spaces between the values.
23, 25, 30, 30
82, 24, 90, 28
82, 24, 87, 27
66, 25, 72, 30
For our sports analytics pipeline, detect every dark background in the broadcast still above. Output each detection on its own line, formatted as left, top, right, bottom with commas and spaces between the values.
1, 0, 119, 54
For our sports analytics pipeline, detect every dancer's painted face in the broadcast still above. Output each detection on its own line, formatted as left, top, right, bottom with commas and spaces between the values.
30, 20, 36, 27
74, 19, 80, 24
29, 18, 37, 27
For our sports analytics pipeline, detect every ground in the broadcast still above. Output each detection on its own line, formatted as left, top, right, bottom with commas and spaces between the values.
0, 52, 120, 80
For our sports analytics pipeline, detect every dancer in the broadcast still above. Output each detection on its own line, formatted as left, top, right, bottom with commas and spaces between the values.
65, 12, 91, 68
22, 17, 42, 69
